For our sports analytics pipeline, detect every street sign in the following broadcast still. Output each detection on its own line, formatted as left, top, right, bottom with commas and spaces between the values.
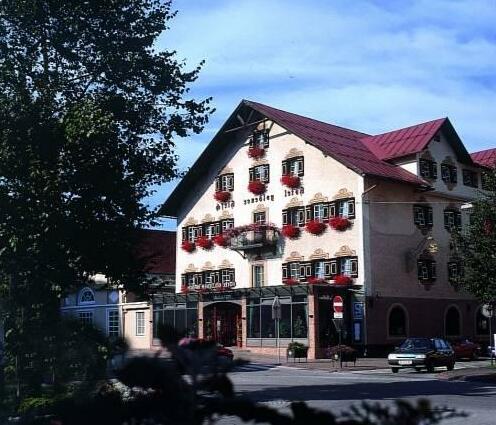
333, 296, 343, 313
334, 312, 343, 319
353, 302, 364, 319
272, 296, 281, 320
482, 304, 494, 319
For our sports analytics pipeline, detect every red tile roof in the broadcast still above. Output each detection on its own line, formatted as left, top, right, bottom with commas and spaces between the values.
471, 148, 496, 168
245, 101, 428, 186
360, 118, 446, 160
135, 229, 176, 274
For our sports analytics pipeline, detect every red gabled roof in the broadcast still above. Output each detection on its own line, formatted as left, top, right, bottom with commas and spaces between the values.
471, 148, 496, 168
245, 101, 428, 186
360, 118, 446, 161
135, 229, 175, 274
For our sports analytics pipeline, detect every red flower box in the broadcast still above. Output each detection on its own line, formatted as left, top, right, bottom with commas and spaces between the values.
248, 146, 265, 159
282, 224, 300, 239
281, 174, 300, 188
213, 234, 229, 247
214, 191, 231, 202
180, 285, 189, 294
334, 275, 352, 285
305, 220, 326, 235
248, 180, 266, 195
329, 216, 352, 231
283, 278, 299, 286
181, 240, 195, 253
308, 277, 326, 285
196, 235, 213, 250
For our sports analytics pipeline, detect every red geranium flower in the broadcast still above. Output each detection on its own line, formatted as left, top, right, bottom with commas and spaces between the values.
196, 235, 213, 250
308, 277, 326, 285
282, 224, 300, 239
283, 278, 299, 286
248, 180, 266, 195
329, 216, 351, 231
214, 191, 231, 202
180, 285, 189, 294
181, 240, 195, 253
281, 174, 300, 188
305, 220, 326, 235
248, 146, 265, 159
334, 275, 352, 285
213, 234, 229, 247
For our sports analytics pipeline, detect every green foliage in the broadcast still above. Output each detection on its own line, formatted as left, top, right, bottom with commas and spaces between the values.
454, 168, 496, 302
287, 342, 308, 358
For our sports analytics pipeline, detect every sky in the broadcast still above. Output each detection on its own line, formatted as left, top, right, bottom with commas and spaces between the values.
152, 0, 496, 228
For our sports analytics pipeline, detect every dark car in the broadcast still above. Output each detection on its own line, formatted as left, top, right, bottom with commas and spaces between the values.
388, 337, 455, 373
450, 337, 481, 360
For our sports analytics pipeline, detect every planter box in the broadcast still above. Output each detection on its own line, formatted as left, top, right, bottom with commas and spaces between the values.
287, 346, 308, 362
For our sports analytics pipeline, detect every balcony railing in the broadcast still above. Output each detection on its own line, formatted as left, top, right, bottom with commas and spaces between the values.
229, 229, 278, 250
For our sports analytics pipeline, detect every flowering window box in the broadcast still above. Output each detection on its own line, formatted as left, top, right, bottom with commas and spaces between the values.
196, 235, 213, 250
280, 174, 300, 188
181, 241, 196, 253
214, 191, 231, 202
329, 216, 352, 231
180, 285, 189, 294
282, 224, 300, 239
213, 234, 229, 247
307, 277, 327, 285
283, 278, 299, 286
305, 220, 326, 235
248, 146, 265, 159
248, 180, 266, 195
334, 275, 352, 286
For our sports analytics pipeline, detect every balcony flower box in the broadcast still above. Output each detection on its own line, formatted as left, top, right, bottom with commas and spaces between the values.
214, 191, 231, 202
283, 278, 299, 286
196, 235, 213, 250
248, 146, 265, 159
213, 234, 229, 247
181, 240, 195, 253
329, 216, 351, 231
280, 174, 300, 188
307, 277, 326, 285
180, 285, 189, 294
305, 220, 326, 235
334, 275, 352, 286
248, 180, 266, 195
282, 224, 300, 239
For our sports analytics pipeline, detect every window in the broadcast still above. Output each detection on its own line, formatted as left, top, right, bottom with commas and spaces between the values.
419, 159, 437, 179
289, 263, 300, 279
462, 169, 478, 188
444, 209, 461, 232
221, 218, 234, 231
313, 203, 329, 222
389, 306, 407, 337
417, 259, 436, 282
79, 288, 95, 304
215, 173, 234, 192
204, 222, 220, 239
249, 165, 270, 183
282, 207, 305, 227
448, 261, 462, 283
78, 311, 93, 326
136, 311, 146, 336
413, 205, 433, 228
282, 156, 304, 177
441, 164, 457, 184
221, 268, 235, 284
314, 261, 325, 278
445, 307, 460, 337
183, 225, 202, 242
253, 211, 266, 225
107, 310, 119, 337
339, 257, 358, 277
330, 198, 356, 219
250, 130, 269, 148
252, 265, 264, 287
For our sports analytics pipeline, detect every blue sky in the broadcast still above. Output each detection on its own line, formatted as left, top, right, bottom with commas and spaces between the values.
152, 0, 496, 227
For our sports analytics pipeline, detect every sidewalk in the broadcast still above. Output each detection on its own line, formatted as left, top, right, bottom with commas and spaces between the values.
439, 366, 496, 383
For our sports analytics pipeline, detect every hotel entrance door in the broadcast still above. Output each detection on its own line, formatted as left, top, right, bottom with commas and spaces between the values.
204, 302, 241, 347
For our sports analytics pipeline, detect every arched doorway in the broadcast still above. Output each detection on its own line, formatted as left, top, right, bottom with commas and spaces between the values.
445, 306, 461, 337
388, 305, 407, 338
203, 302, 242, 347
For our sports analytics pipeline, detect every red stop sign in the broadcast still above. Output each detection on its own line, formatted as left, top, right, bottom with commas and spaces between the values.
333, 296, 343, 313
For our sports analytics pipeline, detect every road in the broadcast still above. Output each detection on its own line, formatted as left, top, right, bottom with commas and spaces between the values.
216, 362, 496, 425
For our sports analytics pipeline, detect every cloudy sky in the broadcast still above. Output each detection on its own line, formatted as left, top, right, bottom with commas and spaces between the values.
152, 0, 496, 227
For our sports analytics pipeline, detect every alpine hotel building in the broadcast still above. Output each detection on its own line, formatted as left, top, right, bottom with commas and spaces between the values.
158, 100, 495, 358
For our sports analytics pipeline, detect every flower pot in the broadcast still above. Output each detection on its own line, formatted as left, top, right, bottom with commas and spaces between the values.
283, 278, 299, 286
248, 146, 265, 159
248, 180, 266, 195
334, 275, 352, 285
281, 174, 300, 188
181, 241, 195, 253
305, 220, 326, 235
214, 191, 231, 202
282, 224, 300, 239
329, 216, 351, 231
213, 234, 228, 247
196, 235, 213, 250
307, 277, 326, 285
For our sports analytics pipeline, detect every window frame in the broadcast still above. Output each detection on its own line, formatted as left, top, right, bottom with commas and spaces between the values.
135, 311, 146, 337
107, 309, 120, 338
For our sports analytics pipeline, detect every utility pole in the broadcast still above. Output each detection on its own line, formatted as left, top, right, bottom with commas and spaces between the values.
272, 296, 281, 365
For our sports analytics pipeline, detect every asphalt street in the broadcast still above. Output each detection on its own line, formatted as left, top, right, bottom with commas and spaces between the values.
216, 363, 496, 425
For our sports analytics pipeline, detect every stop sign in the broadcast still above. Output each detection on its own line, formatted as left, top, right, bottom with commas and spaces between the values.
333, 296, 344, 313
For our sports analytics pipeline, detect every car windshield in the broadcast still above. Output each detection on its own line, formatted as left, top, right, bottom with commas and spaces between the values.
399, 338, 433, 350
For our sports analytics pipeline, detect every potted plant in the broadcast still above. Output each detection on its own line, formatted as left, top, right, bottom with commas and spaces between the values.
287, 341, 308, 360
214, 191, 231, 202
196, 235, 213, 250
283, 278, 299, 286
248, 146, 265, 159
326, 344, 357, 363
307, 276, 326, 285
181, 240, 195, 253
334, 274, 352, 285
213, 234, 228, 247
180, 285, 189, 294
329, 216, 351, 231
305, 219, 326, 235
280, 174, 300, 188
248, 180, 266, 195
281, 224, 300, 239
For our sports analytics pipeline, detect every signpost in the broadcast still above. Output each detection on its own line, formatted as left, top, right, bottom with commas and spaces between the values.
482, 303, 495, 366
272, 296, 281, 364
333, 295, 343, 319
333, 296, 345, 368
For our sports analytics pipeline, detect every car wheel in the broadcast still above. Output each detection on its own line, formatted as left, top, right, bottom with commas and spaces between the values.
414, 367, 422, 372
447, 361, 455, 371
391, 368, 399, 373
426, 362, 435, 373
470, 352, 478, 361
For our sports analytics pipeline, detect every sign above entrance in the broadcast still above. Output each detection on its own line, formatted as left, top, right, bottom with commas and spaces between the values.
333, 296, 343, 313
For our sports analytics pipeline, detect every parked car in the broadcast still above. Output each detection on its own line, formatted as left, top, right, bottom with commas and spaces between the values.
388, 337, 455, 373
487, 345, 496, 358
450, 337, 481, 360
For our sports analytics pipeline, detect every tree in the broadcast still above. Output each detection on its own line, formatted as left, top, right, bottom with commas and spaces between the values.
0, 0, 212, 401
454, 168, 496, 302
